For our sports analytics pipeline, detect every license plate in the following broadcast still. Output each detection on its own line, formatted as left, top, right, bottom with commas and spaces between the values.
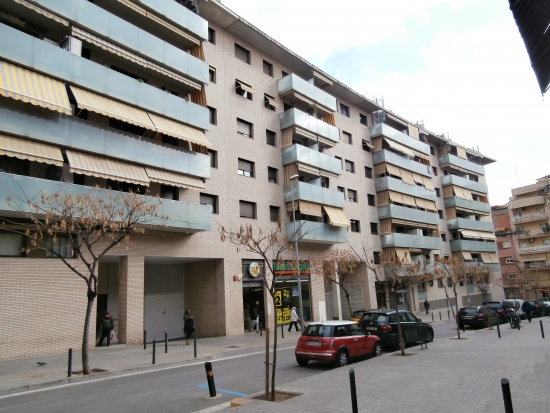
366, 327, 377, 331
463, 316, 473, 320
307, 341, 321, 346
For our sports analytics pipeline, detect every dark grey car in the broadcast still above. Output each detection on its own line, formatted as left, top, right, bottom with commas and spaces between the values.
458, 305, 499, 328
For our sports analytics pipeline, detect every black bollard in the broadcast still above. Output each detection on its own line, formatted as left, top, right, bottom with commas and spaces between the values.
259, 321, 262, 337
281, 323, 284, 339
349, 369, 359, 413
194, 334, 197, 358
448, 311, 450, 320
152, 340, 156, 364
501, 378, 514, 413
540, 320, 545, 338
68, 348, 72, 378
497, 322, 501, 338
205, 362, 217, 397
462, 322, 465, 333
165, 331, 168, 354
144, 330, 147, 350
439, 311, 441, 321
431, 312, 434, 322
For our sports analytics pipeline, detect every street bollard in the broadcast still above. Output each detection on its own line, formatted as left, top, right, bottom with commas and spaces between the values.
462, 322, 465, 333
165, 331, 168, 353
281, 322, 284, 339
144, 330, 146, 350
349, 369, 359, 413
540, 320, 545, 338
205, 362, 217, 397
194, 334, 197, 358
68, 348, 72, 378
501, 378, 514, 413
497, 323, 501, 338
431, 312, 434, 322
447, 311, 450, 320
439, 311, 441, 321
260, 321, 262, 337
152, 340, 156, 364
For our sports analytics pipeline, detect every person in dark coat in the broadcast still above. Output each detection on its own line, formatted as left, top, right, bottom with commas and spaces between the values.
98, 311, 114, 347
424, 300, 431, 315
249, 307, 259, 333
521, 300, 533, 322
183, 309, 195, 345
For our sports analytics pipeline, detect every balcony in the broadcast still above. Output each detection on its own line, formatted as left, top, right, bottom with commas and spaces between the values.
444, 197, 491, 214
377, 205, 439, 226
284, 182, 344, 209
512, 211, 548, 223
518, 244, 550, 255
369, 123, 431, 156
0, 174, 211, 232
440, 175, 488, 194
465, 262, 501, 273
0, 100, 210, 179
282, 144, 342, 176
0, 23, 209, 131
31, 0, 208, 84
380, 233, 443, 250
279, 108, 340, 144
375, 177, 436, 201
509, 195, 546, 210
372, 149, 431, 177
450, 240, 498, 252
439, 154, 485, 176
278, 74, 337, 114
286, 221, 347, 244
446, 218, 495, 233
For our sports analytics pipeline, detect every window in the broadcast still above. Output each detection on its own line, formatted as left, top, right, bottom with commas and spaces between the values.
360, 113, 367, 126
159, 185, 179, 201
344, 160, 355, 173
432, 167, 438, 176
430, 146, 435, 156
209, 66, 216, 83
0, 231, 25, 257
207, 150, 217, 168
46, 234, 74, 258
208, 27, 216, 44
266, 130, 276, 146
282, 70, 289, 77
447, 278, 453, 287
435, 188, 440, 197
441, 233, 447, 241
367, 194, 375, 206
234, 43, 250, 64
239, 200, 256, 218
337, 186, 345, 194
437, 278, 444, 288
373, 252, 381, 265
200, 193, 218, 214
502, 241, 511, 248
236, 80, 253, 100
267, 167, 278, 184
365, 167, 372, 179
237, 118, 252, 137
438, 210, 443, 219
350, 220, 360, 233
508, 273, 516, 279
342, 131, 352, 145
238, 158, 254, 177
263, 60, 273, 76
264, 94, 276, 110
270, 206, 280, 222
505, 257, 514, 264
340, 103, 349, 117
370, 223, 378, 235
208, 106, 217, 125
348, 189, 357, 202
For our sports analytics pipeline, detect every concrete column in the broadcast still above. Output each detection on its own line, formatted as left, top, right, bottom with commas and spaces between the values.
118, 255, 144, 345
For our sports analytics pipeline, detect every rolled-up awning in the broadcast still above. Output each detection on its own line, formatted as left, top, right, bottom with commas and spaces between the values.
148, 113, 212, 148
384, 138, 414, 157
0, 60, 71, 115
237, 81, 255, 95
294, 127, 317, 140
264, 95, 279, 107
145, 167, 204, 190
116, 0, 146, 15
0, 134, 63, 166
477, 231, 496, 240
70, 86, 156, 130
66, 150, 149, 186
297, 163, 320, 176
411, 149, 430, 161
323, 205, 350, 228
14, 0, 69, 26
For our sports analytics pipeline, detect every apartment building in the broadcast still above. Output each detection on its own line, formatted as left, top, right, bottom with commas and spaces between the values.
0, 0, 501, 360
492, 205, 521, 298
507, 176, 550, 299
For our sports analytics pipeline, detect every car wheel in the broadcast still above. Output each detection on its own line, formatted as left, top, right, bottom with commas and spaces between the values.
372, 342, 382, 358
334, 349, 349, 367
296, 357, 309, 366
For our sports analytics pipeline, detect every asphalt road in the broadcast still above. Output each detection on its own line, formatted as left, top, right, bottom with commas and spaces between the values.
0, 320, 467, 413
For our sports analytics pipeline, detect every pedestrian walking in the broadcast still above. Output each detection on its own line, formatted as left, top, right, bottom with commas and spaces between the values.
183, 309, 195, 345
98, 311, 114, 347
424, 300, 431, 315
521, 300, 533, 322
249, 307, 259, 333
288, 307, 300, 332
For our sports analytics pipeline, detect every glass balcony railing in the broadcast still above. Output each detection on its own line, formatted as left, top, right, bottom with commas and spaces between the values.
279, 108, 340, 144
444, 197, 491, 214
0, 174, 211, 232
377, 205, 439, 226
446, 218, 495, 233
0, 100, 210, 179
375, 177, 436, 201
380, 233, 443, 250
439, 154, 485, 176
278, 74, 337, 112
282, 144, 342, 176
440, 174, 488, 194
286, 221, 347, 244
0, 23, 209, 131
449, 240, 498, 252
369, 123, 431, 156
372, 149, 431, 177
284, 182, 345, 209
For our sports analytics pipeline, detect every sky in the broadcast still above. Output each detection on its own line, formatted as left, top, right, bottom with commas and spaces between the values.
219, 0, 550, 205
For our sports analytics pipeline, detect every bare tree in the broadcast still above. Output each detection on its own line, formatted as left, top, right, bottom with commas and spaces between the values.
1, 176, 160, 374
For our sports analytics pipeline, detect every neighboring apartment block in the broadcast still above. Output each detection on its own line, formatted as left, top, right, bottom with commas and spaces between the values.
0, 0, 501, 360
492, 205, 521, 298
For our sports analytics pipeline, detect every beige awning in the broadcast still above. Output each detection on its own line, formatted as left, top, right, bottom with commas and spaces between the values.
401, 194, 417, 207
415, 197, 427, 209
461, 187, 473, 201
148, 113, 212, 148
298, 201, 323, 217
489, 253, 499, 264
294, 127, 317, 140
14, 0, 69, 25
462, 251, 473, 261
412, 172, 424, 185
384, 138, 414, 157
145, 167, 204, 190
411, 149, 430, 161
66, 150, 149, 186
362, 139, 375, 150
264, 95, 279, 108
386, 113, 407, 127
0, 60, 71, 115
386, 163, 402, 177
116, 0, 146, 15
297, 163, 320, 176
317, 135, 336, 148
319, 169, 339, 179
389, 191, 404, 204
453, 186, 466, 199
395, 248, 412, 264
237, 81, 255, 95
401, 169, 415, 186
521, 253, 546, 261
0, 134, 63, 166
293, 92, 315, 106
323, 205, 350, 228
480, 253, 492, 263
477, 231, 496, 240
460, 229, 482, 239
312, 71, 333, 86
422, 176, 435, 191
423, 199, 437, 212
145, 60, 201, 90
144, 10, 200, 45
70, 86, 156, 130
456, 146, 468, 160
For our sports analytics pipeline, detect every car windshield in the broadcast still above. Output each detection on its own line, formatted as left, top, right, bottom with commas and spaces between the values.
485, 302, 500, 310
362, 313, 389, 324
460, 308, 478, 314
304, 325, 333, 337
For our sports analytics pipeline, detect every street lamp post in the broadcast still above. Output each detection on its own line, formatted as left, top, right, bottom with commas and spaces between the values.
289, 174, 304, 334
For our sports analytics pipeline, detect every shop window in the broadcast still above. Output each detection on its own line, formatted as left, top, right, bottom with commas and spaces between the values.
239, 200, 256, 219
200, 193, 218, 214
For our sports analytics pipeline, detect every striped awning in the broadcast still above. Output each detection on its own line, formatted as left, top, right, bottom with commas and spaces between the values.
401, 194, 416, 207
319, 169, 339, 179
389, 191, 404, 204
14, 0, 69, 26
411, 149, 430, 161
66, 150, 149, 186
146, 61, 201, 89
386, 163, 401, 177
317, 135, 336, 148
300, 201, 323, 217
237, 81, 255, 95
477, 231, 496, 240
295, 127, 317, 140
423, 199, 437, 211
0, 60, 71, 115
323, 205, 350, 228
422, 176, 435, 191
147, 113, 212, 148
312, 71, 333, 86
0, 134, 63, 166
386, 113, 407, 126
297, 163, 320, 176
462, 251, 473, 261
460, 229, 482, 239
384, 138, 414, 157
264, 95, 279, 108
395, 248, 412, 264
362, 139, 375, 149
145, 167, 204, 190
70, 86, 156, 131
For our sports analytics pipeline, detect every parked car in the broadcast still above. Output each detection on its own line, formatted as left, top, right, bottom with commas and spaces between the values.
358, 310, 433, 349
295, 321, 382, 367
542, 300, 550, 316
528, 300, 549, 317
458, 305, 499, 328
350, 309, 370, 322
482, 301, 515, 322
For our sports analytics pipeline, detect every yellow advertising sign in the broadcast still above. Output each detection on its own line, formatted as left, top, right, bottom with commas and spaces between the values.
274, 290, 282, 307
276, 307, 291, 325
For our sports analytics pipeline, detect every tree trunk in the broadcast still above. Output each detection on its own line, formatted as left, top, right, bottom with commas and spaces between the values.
270, 309, 278, 401
393, 291, 405, 356
82, 289, 96, 375
454, 291, 461, 339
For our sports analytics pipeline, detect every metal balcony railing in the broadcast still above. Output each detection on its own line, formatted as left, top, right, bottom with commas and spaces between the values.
518, 244, 550, 254
515, 229, 550, 238
513, 212, 548, 223
520, 262, 550, 270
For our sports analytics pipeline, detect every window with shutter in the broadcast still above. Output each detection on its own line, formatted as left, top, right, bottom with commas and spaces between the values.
237, 119, 252, 137
240, 201, 256, 218
238, 159, 254, 177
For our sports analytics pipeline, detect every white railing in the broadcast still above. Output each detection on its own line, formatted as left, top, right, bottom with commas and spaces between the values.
520, 262, 550, 270
513, 212, 548, 223
518, 244, 550, 254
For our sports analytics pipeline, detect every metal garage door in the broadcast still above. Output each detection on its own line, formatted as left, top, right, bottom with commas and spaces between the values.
339, 283, 364, 320
144, 264, 184, 342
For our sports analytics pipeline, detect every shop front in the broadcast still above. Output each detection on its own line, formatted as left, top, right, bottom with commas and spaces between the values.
274, 261, 312, 324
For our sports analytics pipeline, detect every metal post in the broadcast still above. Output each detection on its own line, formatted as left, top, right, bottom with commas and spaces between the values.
165, 331, 168, 353
349, 369, 359, 413
194, 334, 197, 358
439, 311, 441, 321
204, 362, 217, 398
281, 322, 284, 339
501, 378, 514, 413
144, 330, 146, 350
431, 312, 434, 322
152, 340, 156, 364
68, 348, 72, 378
265, 328, 270, 399
540, 320, 545, 338
497, 322, 501, 338
260, 320, 262, 337
290, 175, 304, 334
448, 310, 450, 320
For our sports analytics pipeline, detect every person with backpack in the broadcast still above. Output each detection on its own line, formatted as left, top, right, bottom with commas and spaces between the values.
183, 309, 195, 345
98, 311, 114, 347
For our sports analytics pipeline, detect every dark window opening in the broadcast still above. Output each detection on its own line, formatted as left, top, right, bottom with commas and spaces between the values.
235, 43, 250, 64
263, 60, 273, 77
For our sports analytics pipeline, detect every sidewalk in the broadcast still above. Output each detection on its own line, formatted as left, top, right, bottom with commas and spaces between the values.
0, 329, 301, 396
